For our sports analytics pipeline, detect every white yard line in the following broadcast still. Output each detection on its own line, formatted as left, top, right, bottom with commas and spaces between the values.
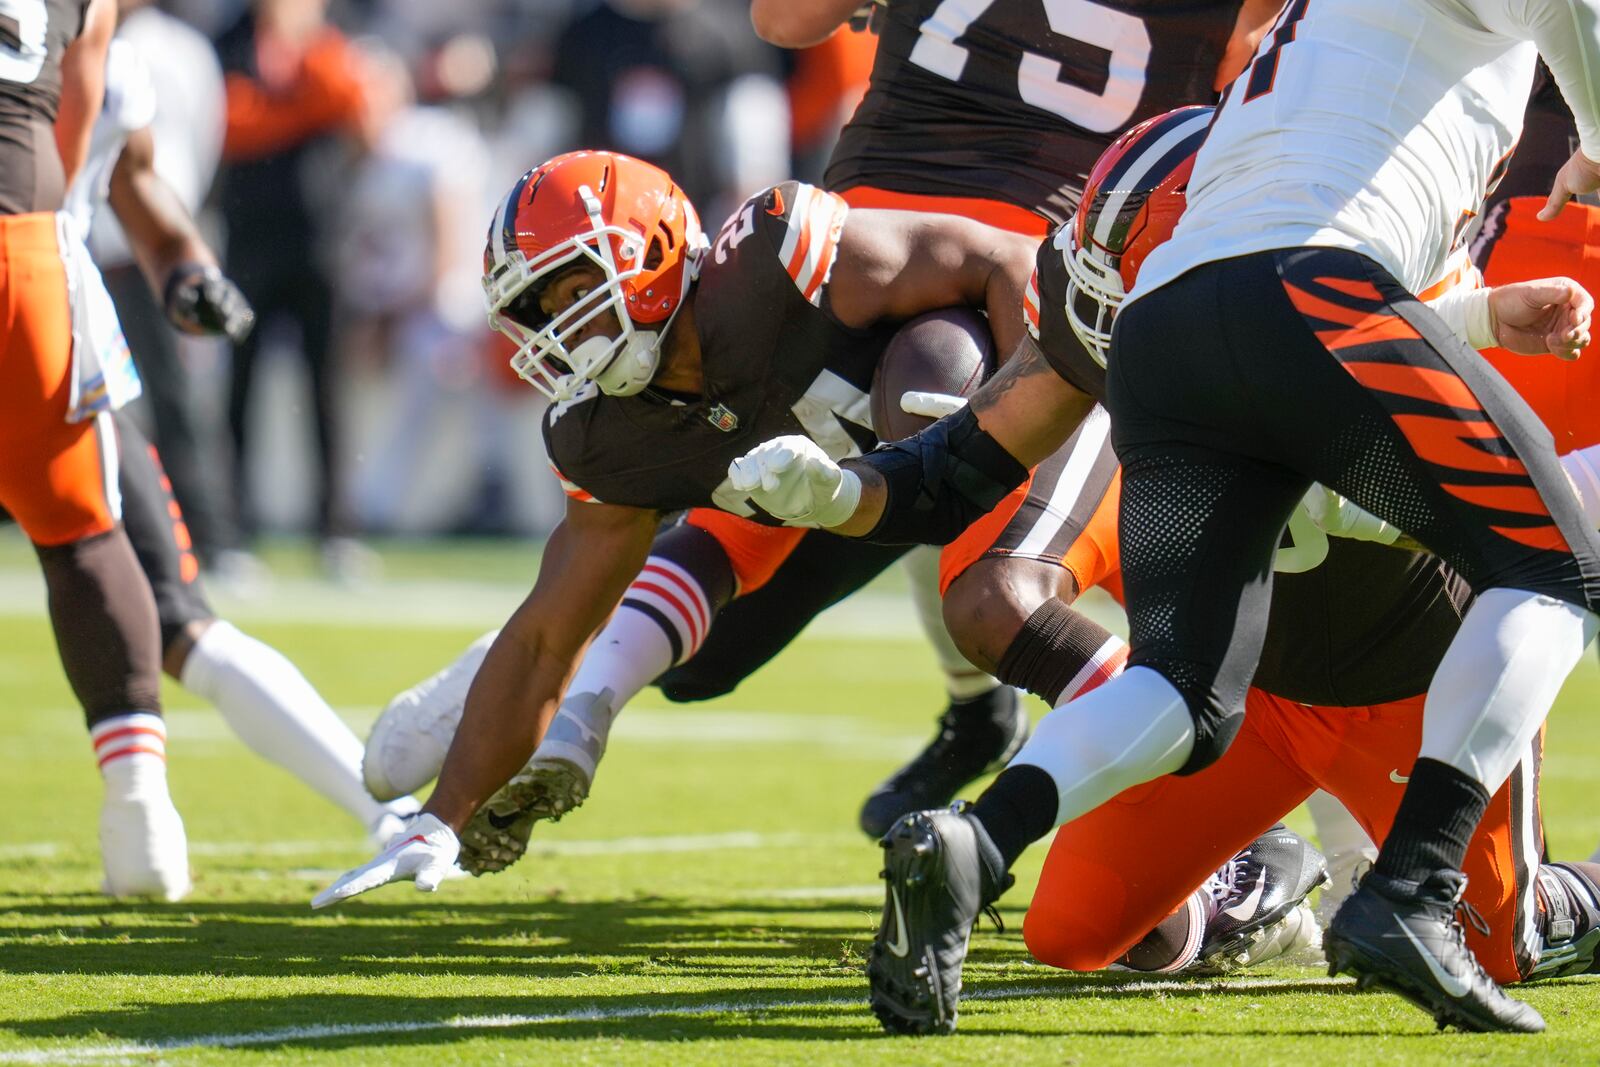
0, 977, 1348, 1064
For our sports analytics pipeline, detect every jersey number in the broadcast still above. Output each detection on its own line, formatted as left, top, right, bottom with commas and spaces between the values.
0, 0, 48, 85
712, 203, 755, 265
908, 0, 1151, 133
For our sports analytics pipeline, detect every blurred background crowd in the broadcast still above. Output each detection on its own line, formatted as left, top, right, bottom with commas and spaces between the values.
109, 0, 877, 581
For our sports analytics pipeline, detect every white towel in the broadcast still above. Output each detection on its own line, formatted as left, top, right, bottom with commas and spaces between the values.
59, 211, 141, 423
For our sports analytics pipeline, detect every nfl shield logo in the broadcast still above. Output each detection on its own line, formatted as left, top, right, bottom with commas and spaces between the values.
707, 403, 739, 432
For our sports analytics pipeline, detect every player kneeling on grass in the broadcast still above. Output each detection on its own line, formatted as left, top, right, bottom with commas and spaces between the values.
732, 106, 1600, 1034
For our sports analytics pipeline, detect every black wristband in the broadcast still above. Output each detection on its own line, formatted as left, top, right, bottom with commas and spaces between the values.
858, 404, 1029, 545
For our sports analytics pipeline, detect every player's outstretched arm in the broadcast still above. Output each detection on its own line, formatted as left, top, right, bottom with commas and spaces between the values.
109, 126, 255, 343
750, 0, 869, 48
311, 501, 658, 906
731, 335, 1094, 540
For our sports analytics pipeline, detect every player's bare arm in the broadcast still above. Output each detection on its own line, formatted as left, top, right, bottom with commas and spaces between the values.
827, 209, 1039, 357
1214, 0, 1287, 89
421, 500, 660, 834
108, 126, 217, 284
54, 0, 116, 184
749, 0, 867, 48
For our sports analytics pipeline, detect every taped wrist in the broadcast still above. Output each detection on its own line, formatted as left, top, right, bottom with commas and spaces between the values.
859, 404, 1029, 545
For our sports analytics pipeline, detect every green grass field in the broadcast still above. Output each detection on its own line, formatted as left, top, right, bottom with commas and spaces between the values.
3, 535, 1600, 1064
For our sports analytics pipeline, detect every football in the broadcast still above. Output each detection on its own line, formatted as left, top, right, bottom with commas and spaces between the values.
868, 307, 997, 441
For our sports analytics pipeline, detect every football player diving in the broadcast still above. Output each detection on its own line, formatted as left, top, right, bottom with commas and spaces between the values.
731, 0, 1600, 1034
354, 0, 1293, 878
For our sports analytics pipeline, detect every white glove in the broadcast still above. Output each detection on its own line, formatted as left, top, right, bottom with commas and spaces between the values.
1300, 484, 1402, 545
727, 436, 862, 527
899, 390, 967, 420
311, 813, 461, 908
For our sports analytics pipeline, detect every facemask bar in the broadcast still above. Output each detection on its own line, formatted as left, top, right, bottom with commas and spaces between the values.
485, 184, 661, 403
1061, 232, 1126, 371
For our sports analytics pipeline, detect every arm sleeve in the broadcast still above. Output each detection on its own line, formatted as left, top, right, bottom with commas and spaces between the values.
1504, 0, 1600, 159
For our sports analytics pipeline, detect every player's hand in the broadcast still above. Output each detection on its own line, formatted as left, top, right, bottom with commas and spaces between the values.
1539, 148, 1600, 221
1488, 277, 1592, 360
900, 391, 967, 420
164, 264, 256, 344
728, 436, 862, 527
311, 813, 460, 908
1300, 484, 1402, 545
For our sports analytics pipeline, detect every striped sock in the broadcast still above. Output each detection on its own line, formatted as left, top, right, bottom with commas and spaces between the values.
91, 713, 168, 796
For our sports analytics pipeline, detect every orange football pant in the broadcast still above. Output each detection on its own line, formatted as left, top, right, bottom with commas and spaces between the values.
0, 212, 118, 546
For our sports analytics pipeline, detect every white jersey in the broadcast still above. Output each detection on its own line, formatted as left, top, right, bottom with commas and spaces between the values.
1132, 0, 1600, 300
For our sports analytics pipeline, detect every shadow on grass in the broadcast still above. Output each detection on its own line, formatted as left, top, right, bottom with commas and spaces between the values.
0, 895, 881, 981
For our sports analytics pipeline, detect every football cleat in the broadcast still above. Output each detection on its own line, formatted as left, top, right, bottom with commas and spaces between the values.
1325, 869, 1545, 1033
455, 688, 618, 875
100, 791, 191, 902
867, 806, 1012, 1035
1526, 863, 1600, 981
362, 631, 498, 801
1191, 825, 1329, 973
858, 687, 1029, 839
1188, 901, 1323, 975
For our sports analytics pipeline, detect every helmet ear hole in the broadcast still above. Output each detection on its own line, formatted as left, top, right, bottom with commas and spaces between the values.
644, 236, 666, 271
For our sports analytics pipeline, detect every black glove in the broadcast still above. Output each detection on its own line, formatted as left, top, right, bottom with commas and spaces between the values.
164, 263, 256, 344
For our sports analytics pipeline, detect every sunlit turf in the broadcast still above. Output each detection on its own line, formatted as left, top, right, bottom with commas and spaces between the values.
2, 537, 1599, 1064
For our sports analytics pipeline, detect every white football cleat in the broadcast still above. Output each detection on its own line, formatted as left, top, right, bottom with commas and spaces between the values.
363, 630, 499, 801
456, 687, 618, 875
100, 791, 191, 901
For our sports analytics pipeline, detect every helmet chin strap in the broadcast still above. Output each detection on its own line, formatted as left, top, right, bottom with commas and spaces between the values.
591, 330, 663, 397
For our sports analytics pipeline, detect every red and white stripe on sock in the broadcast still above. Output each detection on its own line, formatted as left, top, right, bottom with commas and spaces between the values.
91, 713, 167, 771
1056, 635, 1130, 704
620, 556, 714, 665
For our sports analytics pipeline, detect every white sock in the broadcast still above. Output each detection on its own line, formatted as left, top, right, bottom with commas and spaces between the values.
541, 556, 718, 755
1011, 665, 1196, 827
180, 621, 414, 830
901, 545, 999, 701
93, 713, 171, 801
1419, 588, 1598, 793
92, 713, 190, 900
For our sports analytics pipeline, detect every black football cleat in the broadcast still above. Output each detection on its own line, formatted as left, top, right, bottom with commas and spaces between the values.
1526, 863, 1600, 981
1325, 869, 1545, 1033
858, 687, 1029, 839
1191, 824, 1329, 973
867, 806, 1012, 1035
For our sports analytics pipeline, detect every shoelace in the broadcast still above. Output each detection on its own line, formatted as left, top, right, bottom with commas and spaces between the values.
982, 902, 1006, 934
1205, 855, 1251, 910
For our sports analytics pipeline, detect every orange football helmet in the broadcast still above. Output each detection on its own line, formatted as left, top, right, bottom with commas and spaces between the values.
483, 150, 707, 401
1064, 105, 1213, 366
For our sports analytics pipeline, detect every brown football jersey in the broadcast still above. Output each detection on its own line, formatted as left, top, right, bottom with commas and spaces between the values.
542, 181, 897, 519
0, 0, 90, 214
826, 0, 1243, 225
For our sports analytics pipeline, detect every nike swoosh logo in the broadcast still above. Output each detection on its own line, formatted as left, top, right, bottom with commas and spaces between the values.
1390, 770, 1411, 784
886, 885, 911, 958
1398, 922, 1472, 998
1222, 872, 1268, 921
